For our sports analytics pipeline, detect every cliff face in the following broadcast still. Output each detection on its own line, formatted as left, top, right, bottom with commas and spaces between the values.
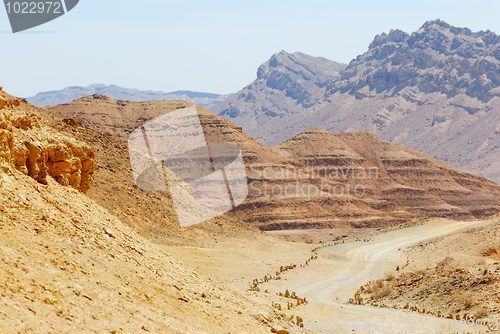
0, 88, 97, 193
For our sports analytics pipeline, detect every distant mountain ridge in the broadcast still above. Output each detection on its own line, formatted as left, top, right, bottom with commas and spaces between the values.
212, 20, 500, 184
27, 84, 228, 109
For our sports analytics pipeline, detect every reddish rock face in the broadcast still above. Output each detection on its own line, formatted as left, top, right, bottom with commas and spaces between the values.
231, 128, 500, 230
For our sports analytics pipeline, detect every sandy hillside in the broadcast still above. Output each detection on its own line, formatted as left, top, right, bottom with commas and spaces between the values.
0, 88, 294, 333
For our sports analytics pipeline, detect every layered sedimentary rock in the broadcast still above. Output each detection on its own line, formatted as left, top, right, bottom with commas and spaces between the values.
0, 87, 285, 333
229, 129, 500, 230
47, 96, 500, 230
0, 88, 96, 193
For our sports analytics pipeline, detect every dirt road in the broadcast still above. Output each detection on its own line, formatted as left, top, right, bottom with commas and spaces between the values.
265, 219, 498, 333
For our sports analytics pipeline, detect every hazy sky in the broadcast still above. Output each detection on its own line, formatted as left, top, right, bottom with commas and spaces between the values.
2, 0, 500, 97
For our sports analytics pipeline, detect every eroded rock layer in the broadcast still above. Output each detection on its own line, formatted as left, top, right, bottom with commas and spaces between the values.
0, 88, 96, 193
47, 96, 500, 230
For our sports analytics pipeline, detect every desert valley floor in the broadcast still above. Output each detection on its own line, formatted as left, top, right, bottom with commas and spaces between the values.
166, 216, 500, 333
2, 86, 500, 333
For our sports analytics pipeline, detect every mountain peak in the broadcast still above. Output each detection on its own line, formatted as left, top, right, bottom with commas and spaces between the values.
369, 20, 458, 50
257, 51, 345, 80
335, 20, 500, 101
278, 127, 336, 143
420, 19, 452, 31
215, 51, 346, 124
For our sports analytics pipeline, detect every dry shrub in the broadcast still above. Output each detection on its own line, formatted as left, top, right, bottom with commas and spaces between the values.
304, 238, 314, 244
452, 291, 474, 310
483, 246, 500, 259
370, 279, 393, 299
473, 306, 489, 319
464, 296, 474, 309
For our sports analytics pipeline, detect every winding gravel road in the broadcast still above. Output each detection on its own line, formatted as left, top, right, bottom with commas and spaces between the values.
286, 219, 496, 333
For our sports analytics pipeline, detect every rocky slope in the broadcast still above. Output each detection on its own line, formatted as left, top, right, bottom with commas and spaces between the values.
236, 129, 500, 230
213, 51, 346, 141
0, 87, 288, 333
212, 20, 500, 184
48, 96, 500, 230
28, 84, 227, 109
44, 97, 276, 245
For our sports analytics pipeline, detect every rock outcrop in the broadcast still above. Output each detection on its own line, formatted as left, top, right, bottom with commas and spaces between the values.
0, 88, 97, 193
0, 94, 13, 173
331, 19, 500, 100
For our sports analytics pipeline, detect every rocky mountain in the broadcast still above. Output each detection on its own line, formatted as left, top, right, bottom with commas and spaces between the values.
27, 84, 227, 109
214, 51, 346, 140
49, 95, 500, 230
0, 87, 288, 333
212, 20, 500, 184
